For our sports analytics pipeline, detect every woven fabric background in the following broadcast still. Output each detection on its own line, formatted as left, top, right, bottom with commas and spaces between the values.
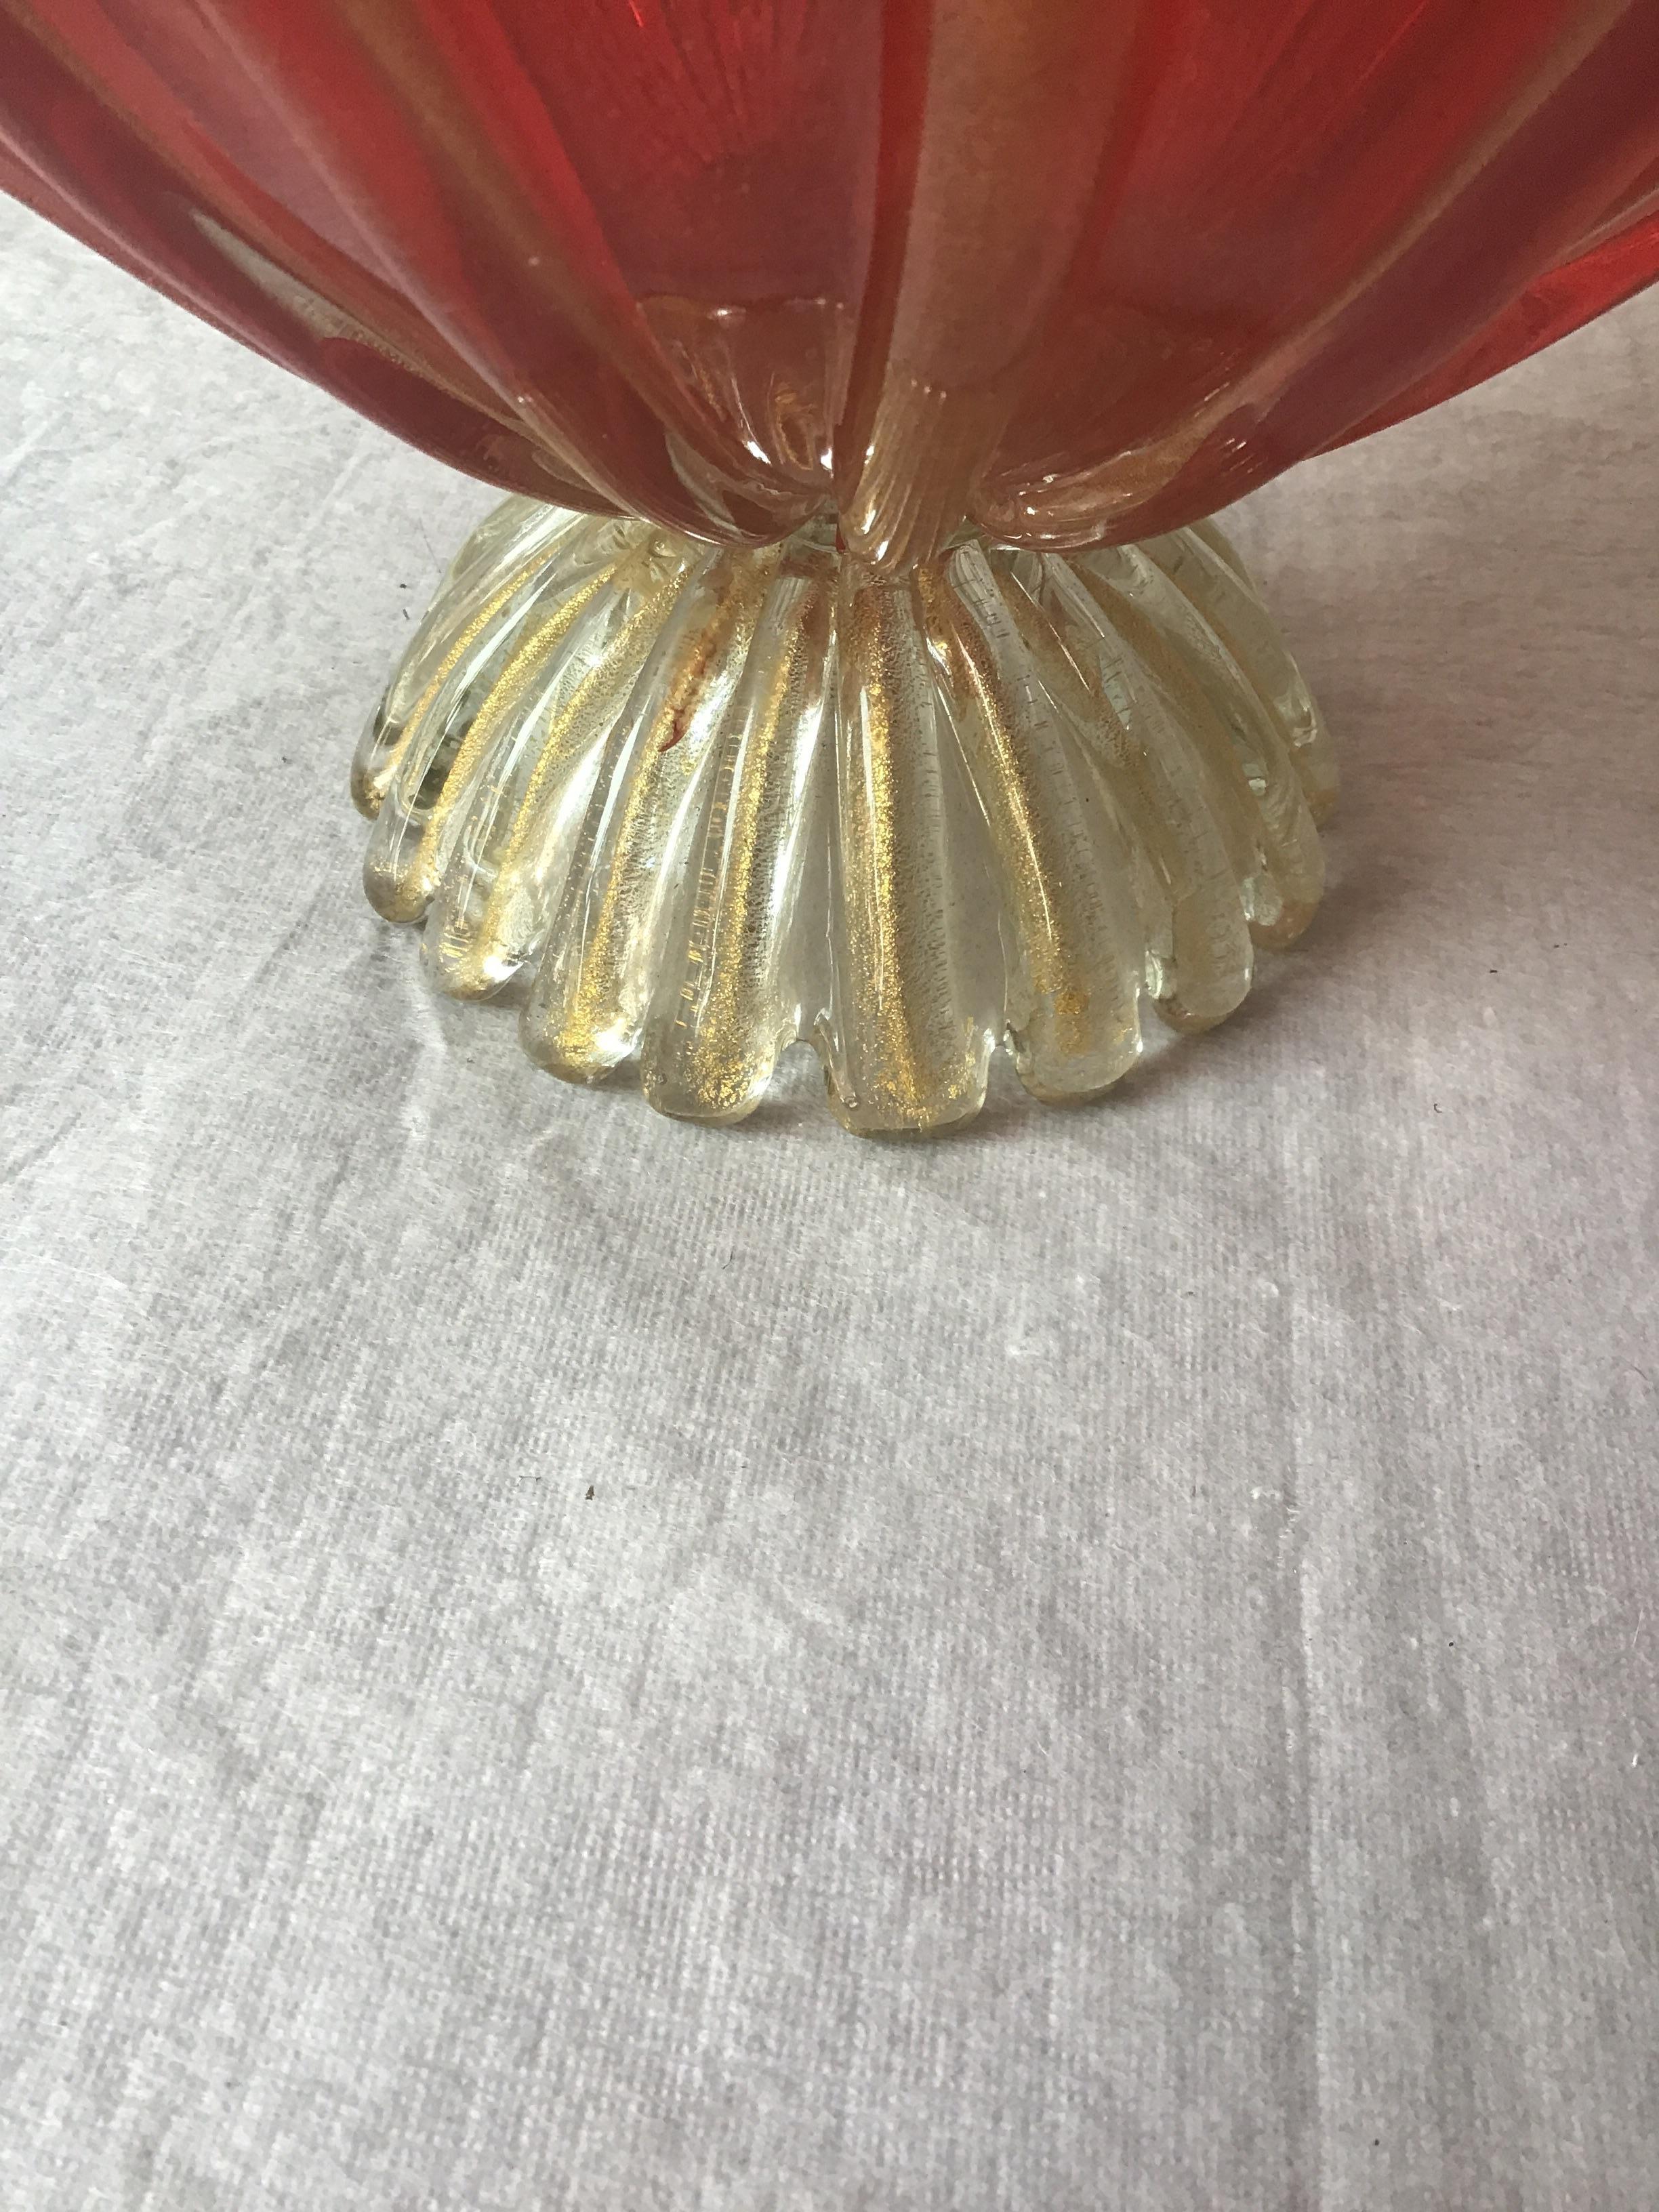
2, 199, 1656, 2209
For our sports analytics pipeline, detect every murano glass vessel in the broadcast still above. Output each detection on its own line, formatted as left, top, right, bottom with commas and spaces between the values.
6, 3, 1657, 1132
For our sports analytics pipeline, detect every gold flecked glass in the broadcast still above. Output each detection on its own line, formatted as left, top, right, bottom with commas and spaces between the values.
354, 500, 1335, 1132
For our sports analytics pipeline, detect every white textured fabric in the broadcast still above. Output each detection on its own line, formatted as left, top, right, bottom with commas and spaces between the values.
2, 199, 1657, 2210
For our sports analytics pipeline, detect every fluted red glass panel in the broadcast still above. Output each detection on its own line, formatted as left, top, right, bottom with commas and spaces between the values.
3, 0, 1657, 564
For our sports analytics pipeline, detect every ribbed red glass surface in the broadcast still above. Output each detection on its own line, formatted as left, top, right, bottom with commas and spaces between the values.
4, 1, 1657, 565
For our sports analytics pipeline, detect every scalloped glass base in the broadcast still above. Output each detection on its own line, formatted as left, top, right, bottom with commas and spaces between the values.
352, 499, 1335, 1134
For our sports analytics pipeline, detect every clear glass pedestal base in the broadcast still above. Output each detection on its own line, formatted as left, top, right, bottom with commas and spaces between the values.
352, 499, 1335, 1134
